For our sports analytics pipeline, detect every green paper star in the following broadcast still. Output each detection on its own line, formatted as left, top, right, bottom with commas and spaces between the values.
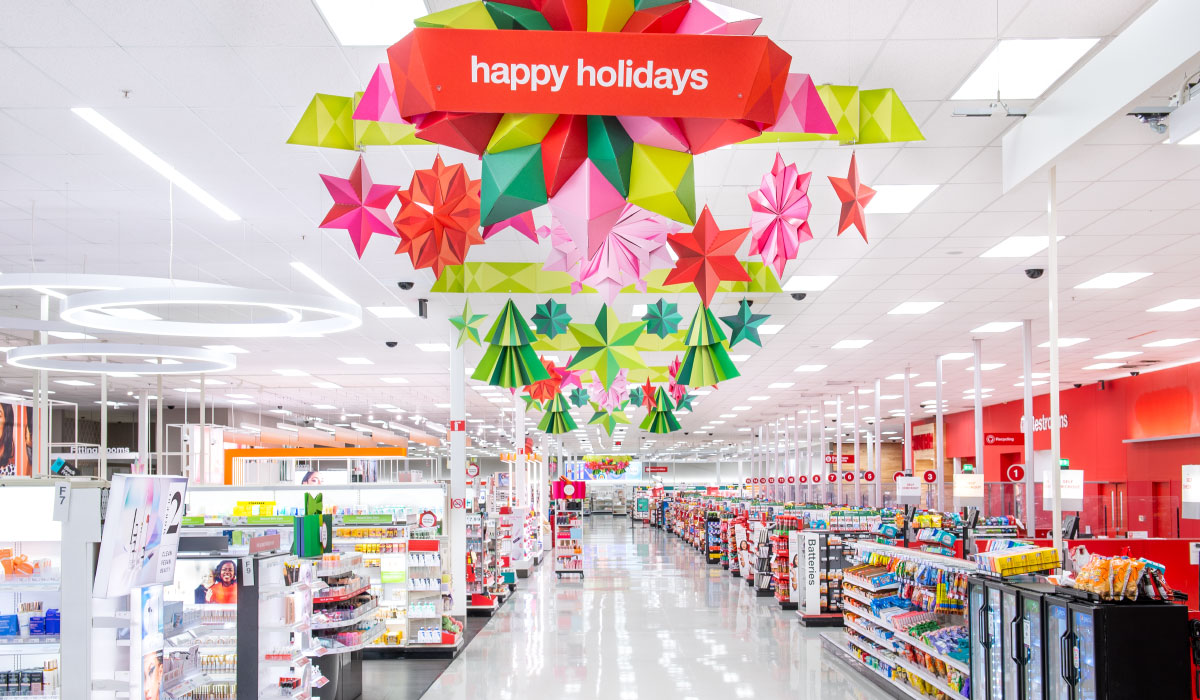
449, 300, 487, 347
568, 387, 589, 408
675, 393, 695, 412
642, 298, 682, 339
521, 394, 543, 412
531, 299, 571, 339
628, 386, 645, 407
720, 298, 770, 347
588, 402, 630, 436
568, 304, 646, 389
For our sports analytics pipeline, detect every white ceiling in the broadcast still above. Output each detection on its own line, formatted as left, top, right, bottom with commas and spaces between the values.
3, 0, 1200, 459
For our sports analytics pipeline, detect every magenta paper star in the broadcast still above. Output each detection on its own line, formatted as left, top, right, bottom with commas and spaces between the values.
555, 355, 585, 392
828, 153, 876, 243
748, 153, 813, 279
587, 368, 630, 411
482, 210, 537, 243
319, 154, 400, 258
667, 356, 686, 404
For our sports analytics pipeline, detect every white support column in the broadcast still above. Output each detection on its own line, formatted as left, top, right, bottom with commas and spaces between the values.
853, 387, 861, 506
137, 392, 149, 475
935, 355, 946, 511
836, 395, 843, 504
805, 404, 813, 503
156, 375, 164, 475
903, 369, 912, 477
514, 393, 526, 509
99, 366, 108, 481
1022, 320, 1037, 527
449, 332, 466, 616
973, 338, 985, 514
1048, 166, 1064, 553
874, 379, 882, 506
33, 295, 50, 476
199, 375, 206, 482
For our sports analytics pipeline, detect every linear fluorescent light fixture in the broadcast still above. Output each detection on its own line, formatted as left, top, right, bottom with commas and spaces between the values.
290, 261, 354, 304
941, 352, 973, 361
1075, 272, 1151, 289
71, 108, 239, 221
1094, 351, 1141, 360
1143, 338, 1198, 348
380, 376, 409, 384
366, 306, 416, 319
1148, 299, 1200, 313
1083, 362, 1122, 371
888, 301, 943, 315
793, 364, 826, 372
314, 0, 431, 46
783, 275, 837, 292
966, 364, 1006, 371
952, 39, 1099, 100
972, 321, 1022, 333
868, 185, 938, 214
886, 373, 917, 380
833, 339, 872, 350
1039, 337, 1089, 348
980, 236, 1063, 258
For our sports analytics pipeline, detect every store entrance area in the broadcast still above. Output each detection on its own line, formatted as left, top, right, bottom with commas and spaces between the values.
392, 517, 885, 700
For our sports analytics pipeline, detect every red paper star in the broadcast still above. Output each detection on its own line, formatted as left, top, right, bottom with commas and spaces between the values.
663, 205, 751, 307
394, 155, 484, 278
641, 378, 657, 410
524, 357, 562, 403
828, 152, 876, 243
319, 155, 399, 258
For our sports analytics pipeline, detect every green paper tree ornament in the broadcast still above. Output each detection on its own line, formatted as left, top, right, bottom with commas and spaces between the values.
568, 304, 646, 389
472, 299, 552, 388
676, 306, 740, 387
720, 298, 770, 347
537, 393, 577, 434
481, 144, 548, 226
640, 386, 681, 434
642, 298, 682, 339
531, 299, 571, 339
449, 300, 487, 347
568, 387, 589, 408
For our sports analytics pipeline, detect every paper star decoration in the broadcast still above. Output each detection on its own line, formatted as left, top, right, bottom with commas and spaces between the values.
524, 357, 563, 403
568, 387, 590, 408
628, 386, 645, 408
675, 392, 695, 412
588, 402, 631, 436
663, 205, 751, 307
449, 300, 486, 347
748, 153, 813, 279
481, 210, 537, 242
555, 355, 585, 392
531, 299, 571, 339
587, 368, 631, 411
319, 154, 400, 258
521, 394, 543, 412
828, 152, 876, 242
667, 356, 686, 403
720, 299, 770, 347
642, 298, 683, 339
640, 379, 657, 410
568, 304, 647, 389
394, 154, 484, 278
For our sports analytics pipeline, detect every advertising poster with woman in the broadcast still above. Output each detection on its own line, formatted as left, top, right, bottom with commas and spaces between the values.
0, 401, 32, 476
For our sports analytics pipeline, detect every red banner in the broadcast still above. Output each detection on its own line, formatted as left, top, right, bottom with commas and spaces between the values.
985, 432, 1024, 446
823, 454, 855, 464
911, 433, 934, 451
646, 466, 668, 473
449, 420, 465, 432
388, 28, 790, 122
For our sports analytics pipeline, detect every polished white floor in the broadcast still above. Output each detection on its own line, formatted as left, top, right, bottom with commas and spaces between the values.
411, 516, 888, 700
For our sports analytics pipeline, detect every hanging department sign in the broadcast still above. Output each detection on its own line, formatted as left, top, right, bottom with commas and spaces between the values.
389, 28, 790, 121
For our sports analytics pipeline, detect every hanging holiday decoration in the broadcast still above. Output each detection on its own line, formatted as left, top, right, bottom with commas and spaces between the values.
752, 85, 924, 145
640, 386, 681, 434
828, 152, 875, 242
531, 299, 572, 338
289, 94, 356, 150
481, 210, 538, 242
318, 154, 400, 258
568, 387, 590, 408
639, 378, 657, 409
663, 205, 751, 306
554, 355, 585, 392
666, 355, 686, 403
394, 155, 484, 277
524, 356, 563, 403
472, 299, 552, 388
568, 304, 646, 389
587, 367, 631, 411
675, 392, 695, 412
720, 298, 770, 347
588, 403, 631, 436
521, 393, 543, 412
676, 305, 739, 386
449, 299, 487, 347
537, 392, 578, 434
747, 153, 812, 279
628, 386, 645, 408
642, 298, 682, 339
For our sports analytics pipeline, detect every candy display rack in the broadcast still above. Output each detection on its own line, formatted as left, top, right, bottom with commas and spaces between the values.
553, 510, 583, 579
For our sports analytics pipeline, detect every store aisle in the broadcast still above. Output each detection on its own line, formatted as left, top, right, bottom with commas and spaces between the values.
384, 516, 889, 700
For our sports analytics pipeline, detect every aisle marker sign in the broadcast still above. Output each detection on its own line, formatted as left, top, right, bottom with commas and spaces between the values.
862, 471, 876, 482
1183, 465, 1200, 519
449, 420, 465, 432
1004, 464, 1025, 483
923, 470, 937, 483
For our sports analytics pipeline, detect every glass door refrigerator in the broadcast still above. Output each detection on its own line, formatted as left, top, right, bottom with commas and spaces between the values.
969, 577, 1057, 700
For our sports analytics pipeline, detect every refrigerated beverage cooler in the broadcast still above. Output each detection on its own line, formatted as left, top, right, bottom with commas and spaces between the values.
968, 576, 1190, 700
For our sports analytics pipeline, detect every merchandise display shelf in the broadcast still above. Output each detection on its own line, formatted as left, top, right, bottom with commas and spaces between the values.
831, 639, 926, 700
842, 602, 893, 630
845, 632, 894, 660
311, 600, 378, 630
891, 628, 970, 675
0, 580, 60, 592
308, 622, 385, 656
841, 587, 878, 608
892, 653, 968, 699
162, 670, 213, 698
843, 573, 899, 593
312, 582, 370, 604
844, 619, 898, 652
0, 637, 60, 655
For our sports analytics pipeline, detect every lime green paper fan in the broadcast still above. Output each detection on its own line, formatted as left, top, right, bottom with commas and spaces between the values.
676, 343, 739, 387
683, 306, 728, 346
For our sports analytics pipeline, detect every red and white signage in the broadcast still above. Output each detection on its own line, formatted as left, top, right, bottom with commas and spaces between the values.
823, 454, 855, 464
985, 432, 1024, 446
787, 476, 795, 484
767, 477, 775, 484
893, 472, 906, 482
843, 472, 855, 482
862, 471, 876, 483
450, 498, 466, 510
465, 463, 480, 478
646, 466, 668, 473
798, 475, 808, 483
449, 420, 465, 432
745, 478, 751, 484
923, 470, 937, 483
1004, 464, 1026, 483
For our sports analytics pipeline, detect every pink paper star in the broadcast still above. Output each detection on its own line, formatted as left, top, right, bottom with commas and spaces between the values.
748, 153, 813, 279
587, 368, 630, 411
828, 153, 876, 243
555, 355, 585, 392
319, 154, 399, 258
482, 210, 538, 243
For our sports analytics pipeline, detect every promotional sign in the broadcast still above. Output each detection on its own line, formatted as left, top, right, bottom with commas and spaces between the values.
1004, 464, 1026, 483
1183, 465, 1200, 519
1042, 469, 1084, 511
646, 465, 668, 473
801, 532, 821, 614
466, 462, 480, 478
896, 476, 921, 505
636, 498, 650, 514
93, 475, 189, 598
388, 28, 789, 122
131, 584, 165, 700
953, 473, 985, 508
706, 486, 718, 496
0, 401, 32, 476
985, 432, 1024, 446
823, 454, 854, 464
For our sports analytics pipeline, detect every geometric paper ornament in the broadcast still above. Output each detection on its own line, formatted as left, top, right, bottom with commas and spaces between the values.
628, 143, 695, 225
472, 299, 553, 388
675, 305, 739, 387
288, 94, 355, 150
640, 386, 681, 434
481, 144, 548, 226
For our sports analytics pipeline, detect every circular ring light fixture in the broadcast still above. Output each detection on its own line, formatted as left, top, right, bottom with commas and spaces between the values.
60, 287, 361, 338
6, 344, 237, 375
0, 273, 221, 293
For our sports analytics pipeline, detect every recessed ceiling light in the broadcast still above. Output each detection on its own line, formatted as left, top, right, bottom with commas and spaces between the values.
71, 107, 239, 221
972, 321, 1022, 333
312, 380, 342, 389
338, 357, 374, 365
888, 301, 943, 315
1039, 337, 1089, 348
228, 399, 255, 405
710, 420, 726, 425
732, 406, 751, 411
966, 363, 1006, 371
748, 396, 770, 401
980, 236, 1063, 259
175, 387, 199, 394
794, 364, 826, 373
915, 381, 941, 388
367, 306, 416, 319
312, 404, 337, 410
631, 304, 647, 317
374, 403, 396, 409
758, 324, 784, 335
189, 378, 227, 385
380, 376, 409, 384
768, 382, 794, 389
738, 427, 751, 432
1075, 272, 1152, 290
1148, 299, 1200, 313
833, 339, 872, 349
941, 352, 974, 361
417, 343, 450, 352
952, 38, 1099, 100
273, 368, 309, 377
783, 275, 837, 292
886, 373, 917, 380
54, 379, 93, 387
1083, 362, 1123, 370
435, 403, 450, 408
1143, 338, 1198, 348
1018, 373, 1052, 380
226, 393, 253, 399
314, 0, 432, 46
1013, 381, 1048, 387
719, 414, 738, 418
728, 354, 749, 361
868, 185, 938, 214
47, 331, 96, 340
488, 397, 507, 403
879, 394, 901, 400
963, 388, 995, 394
204, 344, 249, 354
691, 389, 712, 395
1093, 351, 1142, 360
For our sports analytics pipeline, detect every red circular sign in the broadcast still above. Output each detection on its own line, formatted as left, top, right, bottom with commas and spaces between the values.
787, 476, 795, 484
923, 470, 937, 483
418, 511, 438, 528
893, 472, 905, 482
799, 475, 808, 483
863, 471, 876, 482
766, 477, 773, 484
466, 463, 480, 478
1006, 464, 1025, 482
745, 478, 751, 484
812, 473, 823, 483
844, 472, 855, 482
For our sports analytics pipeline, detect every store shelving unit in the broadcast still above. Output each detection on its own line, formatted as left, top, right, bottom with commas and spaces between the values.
465, 514, 498, 615
553, 510, 583, 579
752, 526, 773, 597
305, 553, 379, 700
